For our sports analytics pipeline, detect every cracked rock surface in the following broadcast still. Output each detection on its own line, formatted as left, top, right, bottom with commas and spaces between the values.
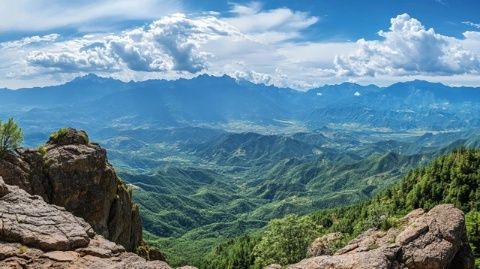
0, 177, 171, 269
287, 204, 474, 269
0, 128, 141, 251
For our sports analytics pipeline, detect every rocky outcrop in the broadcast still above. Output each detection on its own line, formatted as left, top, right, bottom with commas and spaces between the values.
287, 204, 475, 269
0, 177, 170, 268
0, 128, 141, 251
306, 233, 343, 258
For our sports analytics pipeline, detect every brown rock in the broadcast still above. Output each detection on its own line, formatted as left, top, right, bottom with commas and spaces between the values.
0, 128, 142, 251
42, 251, 79, 262
0, 176, 9, 197
0, 180, 171, 269
47, 128, 89, 146
307, 232, 343, 257
265, 264, 283, 269
0, 183, 91, 251
288, 204, 475, 269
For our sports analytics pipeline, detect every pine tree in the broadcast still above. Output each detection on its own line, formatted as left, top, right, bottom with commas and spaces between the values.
0, 118, 23, 156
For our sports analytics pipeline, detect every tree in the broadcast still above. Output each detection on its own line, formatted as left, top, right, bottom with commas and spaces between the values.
0, 118, 23, 156
466, 211, 480, 256
253, 215, 322, 267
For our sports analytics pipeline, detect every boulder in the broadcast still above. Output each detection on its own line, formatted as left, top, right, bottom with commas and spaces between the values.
0, 179, 170, 269
288, 204, 475, 269
307, 233, 343, 257
0, 128, 142, 251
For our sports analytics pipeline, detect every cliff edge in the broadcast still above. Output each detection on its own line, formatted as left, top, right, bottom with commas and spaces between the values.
0, 176, 169, 268
284, 204, 474, 269
0, 128, 141, 251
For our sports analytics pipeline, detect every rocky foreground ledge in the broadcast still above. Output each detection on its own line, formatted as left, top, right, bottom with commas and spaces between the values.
275, 204, 474, 269
0, 176, 171, 268
0, 128, 141, 251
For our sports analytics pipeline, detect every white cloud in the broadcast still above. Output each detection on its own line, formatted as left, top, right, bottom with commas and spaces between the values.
1, 34, 60, 49
0, 0, 183, 32
463, 21, 480, 29
1, 8, 480, 89
335, 14, 480, 77
26, 14, 240, 74
224, 2, 319, 44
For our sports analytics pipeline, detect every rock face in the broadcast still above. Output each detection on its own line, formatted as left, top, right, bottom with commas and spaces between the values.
0, 177, 170, 269
288, 204, 475, 269
0, 128, 141, 251
306, 233, 343, 257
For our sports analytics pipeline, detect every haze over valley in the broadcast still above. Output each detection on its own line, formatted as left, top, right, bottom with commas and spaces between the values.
1, 1, 480, 268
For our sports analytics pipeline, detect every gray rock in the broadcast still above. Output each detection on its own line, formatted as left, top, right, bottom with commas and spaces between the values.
0, 183, 91, 251
288, 204, 475, 269
0, 128, 142, 251
0, 176, 9, 197
307, 233, 343, 257
0, 180, 171, 269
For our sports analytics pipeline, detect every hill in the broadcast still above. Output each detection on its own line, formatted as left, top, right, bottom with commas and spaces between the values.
202, 148, 480, 268
2, 75, 480, 136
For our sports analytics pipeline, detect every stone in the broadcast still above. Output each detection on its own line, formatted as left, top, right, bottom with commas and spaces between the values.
0, 184, 91, 251
0, 128, 142, 251
288, 204, 475, 269
0, 180, 171, 269
47, 128, 89, 146
307, 232, 343, 257
265, 264, 283, 269
42, 251, 78, 262
0, 176, 9, 197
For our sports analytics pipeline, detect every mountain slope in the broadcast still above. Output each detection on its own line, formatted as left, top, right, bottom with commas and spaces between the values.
202, 148, 480, 268
2, 75, 480, 134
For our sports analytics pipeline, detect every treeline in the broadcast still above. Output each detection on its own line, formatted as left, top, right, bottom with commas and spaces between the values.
200, 148, 480, 268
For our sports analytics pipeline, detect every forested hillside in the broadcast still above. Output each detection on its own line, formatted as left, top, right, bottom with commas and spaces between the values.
202, 148, 480, 268
3, 75, 480, 266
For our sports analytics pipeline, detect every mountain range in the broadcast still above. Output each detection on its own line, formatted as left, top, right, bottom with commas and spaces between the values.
2, 75, 480, 266
2, 74, 480, 140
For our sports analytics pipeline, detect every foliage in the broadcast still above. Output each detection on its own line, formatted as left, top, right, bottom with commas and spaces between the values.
200, 235, 260, 269
18, 245, 28, 254
201, 148, 480, 268
37, 145, 47, 156
135, 242, 167, 261
0, 118, 23, 156
466, 211, 480, 256
253, 215, 322, 267
127, 141, 424, 266
49, 128, 70, 141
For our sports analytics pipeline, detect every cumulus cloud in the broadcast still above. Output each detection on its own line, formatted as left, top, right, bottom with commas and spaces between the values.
335, 14, 480, 77
225, 2, 319, 43
27, 14, 240, 73
1, 34, 60, 49
2, 9, 480, 89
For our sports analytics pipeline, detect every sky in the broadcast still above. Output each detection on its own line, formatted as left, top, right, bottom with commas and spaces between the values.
1, 0, 480, 89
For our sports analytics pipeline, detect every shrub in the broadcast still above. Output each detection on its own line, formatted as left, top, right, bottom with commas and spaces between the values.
253, 215, 322, 267
0, 118, 23, 157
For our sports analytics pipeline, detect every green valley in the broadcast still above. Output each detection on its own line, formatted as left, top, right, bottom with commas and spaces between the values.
2, 75, 480, 267
202, 148, 480, 268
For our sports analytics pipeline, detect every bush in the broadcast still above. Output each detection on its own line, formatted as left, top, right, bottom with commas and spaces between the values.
466, 211, 480, 256
253, 215, 322, 267
0, 118, 23, 156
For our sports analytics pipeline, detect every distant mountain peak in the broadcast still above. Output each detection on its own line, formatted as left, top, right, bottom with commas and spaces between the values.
389, 80, 445, 89
69, 73, 120, 85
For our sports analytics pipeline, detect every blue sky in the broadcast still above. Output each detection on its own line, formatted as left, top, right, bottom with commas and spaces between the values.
1, 0, 479, 89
